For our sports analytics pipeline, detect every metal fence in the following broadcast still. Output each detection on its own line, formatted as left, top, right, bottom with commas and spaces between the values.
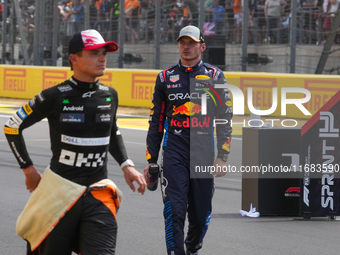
1, 0, 340, 74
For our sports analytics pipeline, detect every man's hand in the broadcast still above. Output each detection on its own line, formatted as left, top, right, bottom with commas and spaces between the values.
143, 163, 157, 185
213, 158, 227, 177
22, 165, 42, 192
122, 166, 146, 195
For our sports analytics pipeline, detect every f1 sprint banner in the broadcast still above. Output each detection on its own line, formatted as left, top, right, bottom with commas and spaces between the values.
300, 90, 340, 219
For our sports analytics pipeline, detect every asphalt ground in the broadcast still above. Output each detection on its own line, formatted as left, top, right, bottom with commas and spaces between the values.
0, 99, 339, 255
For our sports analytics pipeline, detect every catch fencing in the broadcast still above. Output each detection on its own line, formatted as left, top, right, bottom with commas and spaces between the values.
1, 0, 340, 74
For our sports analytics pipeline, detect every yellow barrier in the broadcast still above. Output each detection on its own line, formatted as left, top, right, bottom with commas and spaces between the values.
0, 65, 339, 119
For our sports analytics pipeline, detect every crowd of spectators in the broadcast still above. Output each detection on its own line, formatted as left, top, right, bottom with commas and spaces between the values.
4, 0, 340, 46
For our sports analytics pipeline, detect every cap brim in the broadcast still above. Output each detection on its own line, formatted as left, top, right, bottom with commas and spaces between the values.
176, 35, 201, 42
83, 41, 119, 52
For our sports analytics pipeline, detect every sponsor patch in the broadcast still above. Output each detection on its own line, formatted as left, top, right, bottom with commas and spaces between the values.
17, 107, 28, 120
5, 118, 19, 129
60, 113, 85, 123
63, 105, 84, 111
99, 85, 109, 91
23, 103, 33, 115
29, 98, 36, 107
59, 149, 107, 167
96, 113, 112, 122
37, 93, 45, 103
195, 75, 210, 80
61, 135, 110, 146
12, 113, 23, 126
97, 104, 112, 110
58, 85, 72, 92
4, 127, 19, 135
82, 91, 96, 98
170, 75, 179, 83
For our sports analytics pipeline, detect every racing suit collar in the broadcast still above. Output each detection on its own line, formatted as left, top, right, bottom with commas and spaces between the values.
178, 59, 203, 73
69, 76, 99, 90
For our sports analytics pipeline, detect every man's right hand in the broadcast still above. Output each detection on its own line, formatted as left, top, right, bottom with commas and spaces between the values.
22, 165, 42, 192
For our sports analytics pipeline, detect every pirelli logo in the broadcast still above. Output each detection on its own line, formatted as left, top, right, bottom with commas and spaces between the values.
98, 72, 114, 87
240, 77, 277, 109
131, 73, 157, 100
3, 68, 27, 92
4, 127, 19, 135
42, 70, 68, 90
304, 80, 339, 113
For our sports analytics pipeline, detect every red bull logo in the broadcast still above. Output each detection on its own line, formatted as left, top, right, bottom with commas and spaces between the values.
185, 67, 193, 72
222, 138, 231, 152
170, 117, 210, 128
172, 102, 202, 116
146, 147, 151, 161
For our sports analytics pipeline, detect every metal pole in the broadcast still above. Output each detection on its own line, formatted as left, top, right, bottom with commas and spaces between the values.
33, 0, 39, 65
84, 0, 90, 29
118, 0, 125, 68
13, 0, 30, 64
154, 0, 161, 69
289, 0, 297, 73
1, 0, 8, 64
52, 0, 60, 66
241, 0, 249, 71
198, 0, 204, 31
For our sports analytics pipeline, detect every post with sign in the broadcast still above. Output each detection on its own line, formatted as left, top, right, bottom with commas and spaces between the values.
300, 90, 340, 219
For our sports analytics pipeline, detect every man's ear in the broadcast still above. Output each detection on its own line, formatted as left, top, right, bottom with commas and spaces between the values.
69, 54, 77, 65
201, 43, 206, 53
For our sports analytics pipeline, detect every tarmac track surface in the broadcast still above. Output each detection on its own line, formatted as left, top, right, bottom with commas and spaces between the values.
0, 108, 339, 255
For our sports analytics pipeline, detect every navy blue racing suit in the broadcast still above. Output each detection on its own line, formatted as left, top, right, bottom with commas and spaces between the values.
146, 60, 232, 254
4, 77, 130, 254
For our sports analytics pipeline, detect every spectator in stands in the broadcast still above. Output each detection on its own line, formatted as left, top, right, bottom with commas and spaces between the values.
182, 0, 198, 26
61, 1, 75, 36
125, 0, 141, 43
300, 0, 317, 44
97, 0, 111, 39
165, 4, 181, 42
108, 0, 120, 41
322, 0, 340, 43
204, 0, 215, 21
265, 0, 287, 44
72, 0, 84, 33
249, 0, 258, 43
253, 0, 267, 43
225, 0, 235, 43
232, 0, 243, 43
315, 0, 324, 45
205, 0, 226, 35
140, 0, 150, 41
90, 0, 99, 29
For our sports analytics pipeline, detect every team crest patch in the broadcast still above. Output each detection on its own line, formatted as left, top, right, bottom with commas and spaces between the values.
170, 75, 179, 83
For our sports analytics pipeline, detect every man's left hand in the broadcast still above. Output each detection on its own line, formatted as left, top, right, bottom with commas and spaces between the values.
213, 158, 227, 177
122, 166, 146, 195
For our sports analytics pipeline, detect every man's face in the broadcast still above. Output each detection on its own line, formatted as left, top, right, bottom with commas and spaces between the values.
178, 36, 205, 66
72, 47, 107, 82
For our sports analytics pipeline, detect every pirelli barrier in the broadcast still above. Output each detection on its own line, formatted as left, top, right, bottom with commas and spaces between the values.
1, 65, 340, 120
242, 90, 340, 218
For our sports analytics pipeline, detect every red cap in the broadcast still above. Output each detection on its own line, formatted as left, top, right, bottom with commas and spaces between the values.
69, 29, 118, 55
